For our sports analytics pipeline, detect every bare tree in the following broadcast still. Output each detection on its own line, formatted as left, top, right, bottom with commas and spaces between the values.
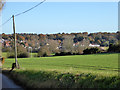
62, 35, 75, 53
73, 38, 90, 54
38, 45, 51, 57
47, 39, 59, 53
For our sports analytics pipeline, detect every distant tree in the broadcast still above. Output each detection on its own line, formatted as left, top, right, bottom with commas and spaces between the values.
74, 44, 84, 54
7, 45, 30, 58
2, 33, 8, 39
83, 47, 100, 54
2, 47, 11, 52
101, 41, 109, 47
107, 44, 120, 53
47, 39, 60, 53
73, 36, 84, 43
61, 35, 75, 53
38, 46, 51, 57
116, 31, 120, 40
17, 35, 25, 41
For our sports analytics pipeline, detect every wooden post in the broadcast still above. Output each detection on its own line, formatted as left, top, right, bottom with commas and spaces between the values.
12, 15, 19, 69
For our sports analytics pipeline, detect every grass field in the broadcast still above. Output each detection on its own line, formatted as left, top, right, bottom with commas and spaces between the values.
2, 53, 118, 76
2, 53, 120, 88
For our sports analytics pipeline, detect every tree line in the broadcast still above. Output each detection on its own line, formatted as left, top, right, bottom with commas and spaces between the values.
1, 31, 120, 58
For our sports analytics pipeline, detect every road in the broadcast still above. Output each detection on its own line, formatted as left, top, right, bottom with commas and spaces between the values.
0, 73, 23, 89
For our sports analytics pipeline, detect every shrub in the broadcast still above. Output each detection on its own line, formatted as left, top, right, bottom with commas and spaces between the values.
17, 52, 29, 58
55, 52, 73, 56
2, 47, 11, 52
3, 70, 120, 88
38, 46, 51, 57
58, 73, 75, 88
7, 46, 29, 58
83, 47, 101, 54
107, 44, 120, 53
7, 52, 15, 58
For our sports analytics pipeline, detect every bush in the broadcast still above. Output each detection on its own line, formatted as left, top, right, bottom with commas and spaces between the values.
38, 46, 51, 57
83, 47, 101, 54
7, 52, 15, 58
17, 52, 29, 58
38, 51, 47, 57
3, 70, 120, 88
107, 44, 120, 53
55, 52, 73, 56
7, 46, 29, 58
2, 47, 11, 52
33, 54, 38, 57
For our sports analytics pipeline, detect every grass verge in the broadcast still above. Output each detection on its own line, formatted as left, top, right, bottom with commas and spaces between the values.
2, 69, 120, 89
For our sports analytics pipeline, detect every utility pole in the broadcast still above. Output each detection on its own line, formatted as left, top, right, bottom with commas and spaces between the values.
12, 15, 19, 69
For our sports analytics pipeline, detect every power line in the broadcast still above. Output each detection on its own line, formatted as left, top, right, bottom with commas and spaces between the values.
15, 0, 46, 17
0, 0, 46, 27
0, 17, 12, 27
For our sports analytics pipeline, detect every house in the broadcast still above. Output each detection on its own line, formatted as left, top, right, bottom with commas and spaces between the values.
3, 41, 11, 47
73, 42, 79, 47
6, 42, 10, 47
56, 46, 62, 49
100, 47, 107, 52
80, 44, 85, 46
89, 44, 100, 47
46, 43, 49, 46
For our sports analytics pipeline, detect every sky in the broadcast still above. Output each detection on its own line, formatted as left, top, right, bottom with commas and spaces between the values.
1, 2, 118, 34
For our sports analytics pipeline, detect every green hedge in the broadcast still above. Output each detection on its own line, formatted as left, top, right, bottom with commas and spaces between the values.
3, 70, 120, 88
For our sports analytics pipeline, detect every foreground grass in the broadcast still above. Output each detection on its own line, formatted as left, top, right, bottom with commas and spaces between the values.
2, 53, 120, 88
3, 69, 120, 88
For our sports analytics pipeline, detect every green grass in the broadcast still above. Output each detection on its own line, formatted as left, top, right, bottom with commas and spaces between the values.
2, 52, 7, 58
2, 53, 119, 88
30, 53, 38, 58
3, 69, 120, 88
2, 53, 118, 76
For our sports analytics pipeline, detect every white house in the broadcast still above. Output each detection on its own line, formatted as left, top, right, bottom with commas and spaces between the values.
89, 44, 100, 47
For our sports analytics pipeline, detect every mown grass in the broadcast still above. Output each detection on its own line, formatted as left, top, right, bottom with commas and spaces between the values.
2, 53, 120, 88
3, 53, 118, 76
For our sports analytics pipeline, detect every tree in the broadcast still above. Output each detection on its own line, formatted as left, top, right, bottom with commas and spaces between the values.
47, 39, 60, 53
107, 44, 120, 53
38, 46, 51, 57
7, 45, 30, 58
61, 35, 75, 53
83, 47, 100, 54
2, 33, 8, 39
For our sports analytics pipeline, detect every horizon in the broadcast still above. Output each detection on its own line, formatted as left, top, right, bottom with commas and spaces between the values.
1, 31, 118, 35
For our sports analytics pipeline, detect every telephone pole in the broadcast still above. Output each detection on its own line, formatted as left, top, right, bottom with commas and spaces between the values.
12, 15, 19, 69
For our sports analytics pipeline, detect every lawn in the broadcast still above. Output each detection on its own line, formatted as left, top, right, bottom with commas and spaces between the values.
2, 53, 120, 88
2, 53, 118, 76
